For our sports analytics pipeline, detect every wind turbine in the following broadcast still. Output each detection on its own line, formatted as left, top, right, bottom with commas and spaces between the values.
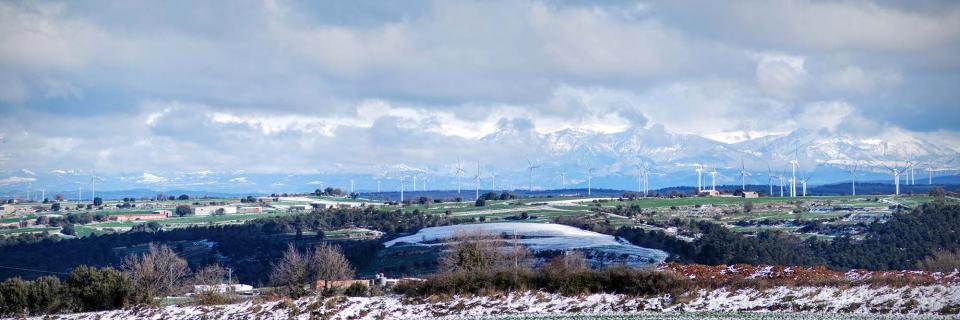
398, 175, 405, 203
778, 166, 786, 197
350, 179, 355, 194
455, 157, 466, 194
587, 167, 595, 196
849, 161, 859, 196
474, 161, 481, 200
636, 164, 645, 195
800, 171, 814, 197
491, 174, 497, 191
789, 158, 798, 197
767, 164, 775, 196
738, 159, 751, 191
526, 159, 540, 192
559, 170, 567, 190
881, 160, 913, 196
708, 165, 719, 191
695, 162, 704, 193
91, 171, 97, 202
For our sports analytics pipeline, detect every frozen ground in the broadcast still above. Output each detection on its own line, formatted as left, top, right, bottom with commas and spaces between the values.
36, 285, 960, 319
384, 222, 668, 266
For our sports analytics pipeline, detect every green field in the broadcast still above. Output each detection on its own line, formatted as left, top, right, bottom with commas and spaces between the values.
90, 211, 298, 228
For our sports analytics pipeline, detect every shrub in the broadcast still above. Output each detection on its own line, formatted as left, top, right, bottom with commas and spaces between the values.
344, 282, 368, 297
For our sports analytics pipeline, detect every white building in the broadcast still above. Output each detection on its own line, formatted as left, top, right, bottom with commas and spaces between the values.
193, 205, 238, 216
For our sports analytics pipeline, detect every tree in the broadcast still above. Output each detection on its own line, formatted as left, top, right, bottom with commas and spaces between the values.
270, 244, 310, 297
193, 264, 228, 287
66, 266, 135, 312
175, 205, 192, 217
439, 230, 520, 272
177, 194, 189, 200
475, 198, 486, 207
919, 250, 960, 272
51, 202, 61, 212
929, 187, 947, 197
309, 242, 355, 290
61, 224, 76, 236
55, 194, 64, 201
192, 264, 231, 304
121, 244, 190, 300
93, 197, 103, 206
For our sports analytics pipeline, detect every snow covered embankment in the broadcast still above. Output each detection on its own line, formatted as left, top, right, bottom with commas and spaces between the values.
39, 285, 960, 320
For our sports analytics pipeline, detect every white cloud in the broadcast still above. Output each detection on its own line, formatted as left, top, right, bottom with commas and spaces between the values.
795, 101, 856, 131
754, 53, 807, 100
0, 176, 37, 186
824, 66, 902, 94
137, 172, 167, 184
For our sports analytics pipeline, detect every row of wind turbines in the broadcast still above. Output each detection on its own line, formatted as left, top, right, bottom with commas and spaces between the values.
364, 154, 956, 203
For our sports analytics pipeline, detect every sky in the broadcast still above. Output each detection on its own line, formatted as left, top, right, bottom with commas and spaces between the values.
1, 0, 959, 177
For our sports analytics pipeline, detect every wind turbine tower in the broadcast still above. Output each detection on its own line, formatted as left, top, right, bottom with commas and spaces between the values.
399, 175, 405, 202
850, 161, 859, 196
526, 159, 540, 192
881, 161, 913, 196
709, 165, 718, 191
474, 161, 481, 200
587, 167, 595, 196
636, 164, 644, 194
739, 159, 751, 191
456, 158, 466, 194
695, 162, 704, 193
767, 164, 775, 196
789, 159, 798, 197
560, 170, 567, 190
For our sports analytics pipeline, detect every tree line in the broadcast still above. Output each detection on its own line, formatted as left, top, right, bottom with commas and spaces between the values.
608, 200, 960, 271
0, 244, 230, 317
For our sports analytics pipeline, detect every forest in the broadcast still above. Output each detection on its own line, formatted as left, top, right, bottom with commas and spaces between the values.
613, 201, 960, 271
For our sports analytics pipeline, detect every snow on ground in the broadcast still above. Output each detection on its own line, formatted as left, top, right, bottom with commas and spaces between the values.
37, 285, 960, 320
383, 223, 668, 266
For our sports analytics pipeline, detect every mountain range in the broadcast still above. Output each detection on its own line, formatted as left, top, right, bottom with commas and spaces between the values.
2, 126, 958, 197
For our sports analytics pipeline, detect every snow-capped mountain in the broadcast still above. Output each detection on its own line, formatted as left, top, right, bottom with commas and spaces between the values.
1, 127, 957, 195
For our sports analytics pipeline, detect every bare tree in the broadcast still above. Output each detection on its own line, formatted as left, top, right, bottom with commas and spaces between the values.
121, 243, 190, 299
193, 264, 228, 287
546, 251, 589, 271
919, 250, 960, 272
270, 244, 310, 296
439, 229, 532, 273
270, 243, 355, 294
309, 243, 355, 290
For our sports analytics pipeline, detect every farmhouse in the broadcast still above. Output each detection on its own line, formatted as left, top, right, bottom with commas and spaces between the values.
237, 206, 263, 214
699, 190, 721, 197
741, 191, 759, 198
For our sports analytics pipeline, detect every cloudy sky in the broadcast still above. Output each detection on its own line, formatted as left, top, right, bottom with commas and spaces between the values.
1, 0, 959, 175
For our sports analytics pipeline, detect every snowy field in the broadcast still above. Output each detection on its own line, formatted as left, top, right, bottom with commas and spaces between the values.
36, 285, 960, 319
384, 222, 668, 266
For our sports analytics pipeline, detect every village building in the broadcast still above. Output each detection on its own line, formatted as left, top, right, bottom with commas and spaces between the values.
193, 205, 238, 216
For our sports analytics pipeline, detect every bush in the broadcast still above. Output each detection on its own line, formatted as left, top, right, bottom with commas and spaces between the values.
344, 282, 368, 297
406, 262, 689, 298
